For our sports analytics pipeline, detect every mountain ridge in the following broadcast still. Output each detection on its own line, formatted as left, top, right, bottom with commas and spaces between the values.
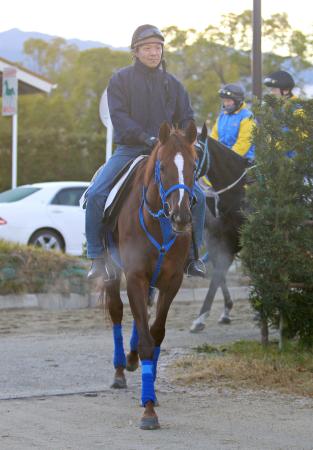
0, 28, 127, 64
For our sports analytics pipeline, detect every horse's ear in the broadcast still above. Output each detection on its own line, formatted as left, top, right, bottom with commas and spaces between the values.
185, 121, 198, 144
159, 122, 171, 144
198, 123, 208, 143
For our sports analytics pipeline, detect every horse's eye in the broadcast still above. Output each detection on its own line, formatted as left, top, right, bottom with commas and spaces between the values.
160, 163, 164, 172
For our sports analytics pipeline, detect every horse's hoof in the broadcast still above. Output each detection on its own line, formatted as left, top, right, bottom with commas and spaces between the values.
126, 352, 139, 372
140, 416, 160, 430
110, 376, 127, 389
190, 322, 205, 333
140, 398, 159, 407
218, 316, 231, 325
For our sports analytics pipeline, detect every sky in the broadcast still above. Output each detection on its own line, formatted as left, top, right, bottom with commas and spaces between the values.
0, 0, 312, 47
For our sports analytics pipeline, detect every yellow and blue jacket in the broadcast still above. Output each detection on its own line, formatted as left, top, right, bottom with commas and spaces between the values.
211, 102, 255, 160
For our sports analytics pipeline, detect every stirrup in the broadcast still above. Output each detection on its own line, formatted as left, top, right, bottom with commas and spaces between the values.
184, 259, 207, 278
88, 255, 118, 281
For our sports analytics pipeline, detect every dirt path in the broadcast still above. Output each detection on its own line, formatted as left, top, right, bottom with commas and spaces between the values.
0, 298, 312, 450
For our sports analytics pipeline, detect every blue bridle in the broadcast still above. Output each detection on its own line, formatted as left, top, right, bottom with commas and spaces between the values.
139, 158, 196, 301
142, 159, 195, 219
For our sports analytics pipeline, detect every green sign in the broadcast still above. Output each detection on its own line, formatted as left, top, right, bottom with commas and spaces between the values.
2, 67, 18, 116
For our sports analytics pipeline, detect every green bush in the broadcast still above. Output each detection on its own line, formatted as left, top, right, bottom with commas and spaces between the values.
0, 240, 88, 295
241, 97, 313, 347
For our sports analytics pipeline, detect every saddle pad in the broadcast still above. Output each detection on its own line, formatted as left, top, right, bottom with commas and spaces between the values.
103, 155, 148, 230
104, 155, 147, 212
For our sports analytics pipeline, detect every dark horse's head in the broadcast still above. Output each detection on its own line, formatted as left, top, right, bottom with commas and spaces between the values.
144, 121, 198, 234
199, 123, 249, 192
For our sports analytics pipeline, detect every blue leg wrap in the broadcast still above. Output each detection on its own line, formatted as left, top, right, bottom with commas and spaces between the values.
141, 360, 156, 406
130, 320, 138, 352
153, 346, 161, 382
113, 324, 126, 369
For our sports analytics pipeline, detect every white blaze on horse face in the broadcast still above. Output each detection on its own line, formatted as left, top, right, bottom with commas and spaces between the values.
174, 153, 185, 207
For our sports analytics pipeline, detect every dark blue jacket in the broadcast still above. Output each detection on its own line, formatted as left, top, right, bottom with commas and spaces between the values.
107, 59, 194, 146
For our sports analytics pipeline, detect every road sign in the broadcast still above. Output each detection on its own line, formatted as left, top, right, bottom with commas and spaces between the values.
2, 67, 18, 116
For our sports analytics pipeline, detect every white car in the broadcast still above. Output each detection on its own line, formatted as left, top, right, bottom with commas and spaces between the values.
0, 181, 89, 255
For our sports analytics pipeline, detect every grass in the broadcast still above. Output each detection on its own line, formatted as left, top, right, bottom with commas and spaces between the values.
0, 239, 88, 295
172, 340, 313, 398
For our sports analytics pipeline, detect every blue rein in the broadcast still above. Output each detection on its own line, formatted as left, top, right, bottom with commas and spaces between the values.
139, 159, 195, 300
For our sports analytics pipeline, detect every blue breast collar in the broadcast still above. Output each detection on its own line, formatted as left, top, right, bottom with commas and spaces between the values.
139, 159, 195, 301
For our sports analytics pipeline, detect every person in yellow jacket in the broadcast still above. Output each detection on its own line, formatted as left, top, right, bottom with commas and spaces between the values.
264, 70, 305, 158
211, 84, 255, 160
200, 84, 255, 191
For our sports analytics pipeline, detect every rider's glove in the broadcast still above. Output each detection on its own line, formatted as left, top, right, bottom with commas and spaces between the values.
144, 136, 158, 149
139, 132, 158, 150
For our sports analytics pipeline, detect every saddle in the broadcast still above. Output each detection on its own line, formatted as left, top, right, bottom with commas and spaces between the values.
103, 155, 148, 231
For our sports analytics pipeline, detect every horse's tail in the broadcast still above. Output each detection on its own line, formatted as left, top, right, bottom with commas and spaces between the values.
97, 280, 111, 323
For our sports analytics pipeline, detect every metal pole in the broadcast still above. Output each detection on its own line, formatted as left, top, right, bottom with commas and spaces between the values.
252, 0, 262, 99
12, 113, 18, 188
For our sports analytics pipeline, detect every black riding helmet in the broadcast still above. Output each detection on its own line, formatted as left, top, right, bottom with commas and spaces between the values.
131, 24, 165, 49
264, 70, 295, 91
219, 84, 245, 113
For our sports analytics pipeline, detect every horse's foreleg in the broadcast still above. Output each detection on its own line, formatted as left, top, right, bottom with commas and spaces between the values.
218, 277, 233, 324
127, 275, 159, 430
190, 274, 220, 333
106, 280, 127, 389
149, 287, 178, 383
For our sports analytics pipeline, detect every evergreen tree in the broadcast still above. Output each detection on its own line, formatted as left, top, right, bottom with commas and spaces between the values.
241, 97, 313, 348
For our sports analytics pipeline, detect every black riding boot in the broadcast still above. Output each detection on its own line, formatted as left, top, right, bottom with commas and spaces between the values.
184, 228, 207, 278
184, 258, 207, 278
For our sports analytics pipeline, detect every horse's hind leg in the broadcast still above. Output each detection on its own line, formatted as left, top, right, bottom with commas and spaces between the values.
106, 279, 127, 389
126, 300, 154, 372
126, 320, 139, 372
218, 276, 233, 324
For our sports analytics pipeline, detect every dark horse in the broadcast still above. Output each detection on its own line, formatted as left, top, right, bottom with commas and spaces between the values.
105, 122, 198, 429
190, 125, 249, 332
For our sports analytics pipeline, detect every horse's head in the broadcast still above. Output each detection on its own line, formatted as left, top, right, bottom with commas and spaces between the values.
154, 121, 198, 233
199, 123, 249, 191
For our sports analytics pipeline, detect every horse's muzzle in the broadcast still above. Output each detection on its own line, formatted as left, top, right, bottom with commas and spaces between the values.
170, 210, 192, 234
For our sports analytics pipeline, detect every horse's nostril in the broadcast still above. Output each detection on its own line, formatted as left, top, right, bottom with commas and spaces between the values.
172, 213, 182, 224
171, 211, 192, 226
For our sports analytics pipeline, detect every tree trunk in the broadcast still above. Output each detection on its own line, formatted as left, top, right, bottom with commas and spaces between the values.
260, 317, 269, 346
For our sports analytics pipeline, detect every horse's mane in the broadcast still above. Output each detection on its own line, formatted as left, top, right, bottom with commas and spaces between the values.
207, 136, 248, 187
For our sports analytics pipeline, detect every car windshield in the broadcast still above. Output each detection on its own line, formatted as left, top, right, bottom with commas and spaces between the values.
0, 187, 41, 203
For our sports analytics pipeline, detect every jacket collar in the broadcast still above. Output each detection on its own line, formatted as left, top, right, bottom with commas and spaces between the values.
222, 102, 247, 115
134, 58, 162, 75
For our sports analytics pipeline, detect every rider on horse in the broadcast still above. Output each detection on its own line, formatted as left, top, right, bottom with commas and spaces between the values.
211, 83, 255, 160
201, 84, 255, 190
85, 24, 206, 280
264, 70, 304, 159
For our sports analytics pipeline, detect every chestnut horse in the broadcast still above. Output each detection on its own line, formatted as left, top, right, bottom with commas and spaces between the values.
105, 121, 197, 429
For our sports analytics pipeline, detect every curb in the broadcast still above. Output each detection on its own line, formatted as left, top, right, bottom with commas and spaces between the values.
0, 286, 251, 310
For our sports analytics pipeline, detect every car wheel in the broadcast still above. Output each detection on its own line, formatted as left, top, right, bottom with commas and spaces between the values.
29, 229, 65, 252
